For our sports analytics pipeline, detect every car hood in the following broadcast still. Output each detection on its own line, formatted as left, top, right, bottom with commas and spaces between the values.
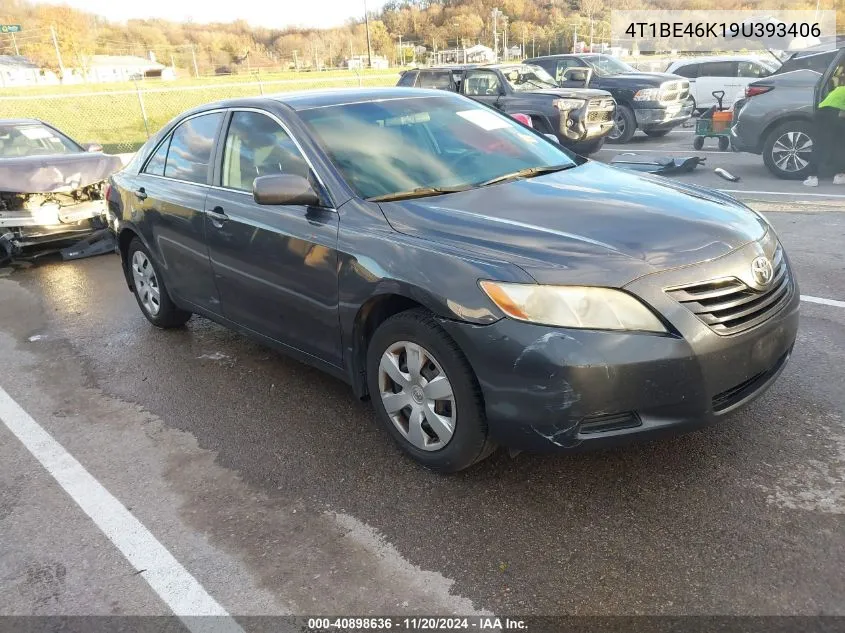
521, 88, 612, 99
597, 72, 685, 87
0, 152, 124, 193
377, 161, 767, 287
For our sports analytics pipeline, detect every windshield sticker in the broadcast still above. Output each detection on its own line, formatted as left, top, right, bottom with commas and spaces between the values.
20, 127, 56, 140
456, 110, 510, 131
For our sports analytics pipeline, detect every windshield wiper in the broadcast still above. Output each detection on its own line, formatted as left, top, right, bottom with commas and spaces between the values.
477, 164, 573, 187
368, 185, 473, 202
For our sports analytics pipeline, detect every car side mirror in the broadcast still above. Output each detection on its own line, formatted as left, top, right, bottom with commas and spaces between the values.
84, 143, 103, 153
560, 67, 592, 87
253, 174, 321, 206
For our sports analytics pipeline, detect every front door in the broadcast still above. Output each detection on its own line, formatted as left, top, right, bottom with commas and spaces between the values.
462, 69, 504, 108
204, 109, 341, 366
129, 111, 224, 314
816, 48, 845, 109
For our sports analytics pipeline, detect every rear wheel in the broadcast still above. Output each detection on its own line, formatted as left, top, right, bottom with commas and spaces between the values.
127, 238, 191, 328
607, 105, 636, 143
762, 121, 815, 180
718, 136, 730, 151
366, 309, 495, 472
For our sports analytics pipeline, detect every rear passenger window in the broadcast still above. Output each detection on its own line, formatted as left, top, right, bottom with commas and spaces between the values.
398, 71, 418, 87
737, 61, 768, 78
698, 61, 737, 77
163, 112, 223, 184
673, 63, 699, 78
418, 71, 453, 90
143, 138, 169, 176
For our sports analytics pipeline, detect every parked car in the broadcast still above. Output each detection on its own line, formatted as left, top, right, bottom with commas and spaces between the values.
730, 46, 844, 179
397, 64, 615, 155
0, 118, 122, 263
109, 88, 799, 472
665, 55, 780, 111
525, 53, 694, 143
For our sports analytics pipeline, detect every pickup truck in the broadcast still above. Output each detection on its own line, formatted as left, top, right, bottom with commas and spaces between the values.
525, 54, 693, 143
397, 63, 616, 155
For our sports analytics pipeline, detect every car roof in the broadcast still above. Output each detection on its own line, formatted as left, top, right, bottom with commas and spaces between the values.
269, 87, 456, 110
0, 118, 43, 126
668, 55, 774, 66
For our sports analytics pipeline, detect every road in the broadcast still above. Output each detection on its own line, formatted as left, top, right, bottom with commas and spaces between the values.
0, 129, 844, 628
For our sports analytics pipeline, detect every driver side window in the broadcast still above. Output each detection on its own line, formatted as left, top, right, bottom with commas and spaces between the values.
464, 70, 501, 96
221, 111, 309, 192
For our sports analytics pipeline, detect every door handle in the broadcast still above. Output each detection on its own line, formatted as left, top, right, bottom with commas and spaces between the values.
134, 187, 147, 200
207, 206, 228, 227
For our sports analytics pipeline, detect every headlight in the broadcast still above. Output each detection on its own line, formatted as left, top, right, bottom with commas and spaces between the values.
633, 88, 661, 101
479, 281, 667, 332
554, 98, 585, 111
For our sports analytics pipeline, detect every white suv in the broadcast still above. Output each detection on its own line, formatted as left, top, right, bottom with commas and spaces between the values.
666, 56, 779, 111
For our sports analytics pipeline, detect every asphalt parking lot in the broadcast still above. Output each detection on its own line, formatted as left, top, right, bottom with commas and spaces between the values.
1, 127, 844, 625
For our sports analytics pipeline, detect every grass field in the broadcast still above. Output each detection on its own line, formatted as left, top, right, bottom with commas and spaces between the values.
0, 70, 400, 152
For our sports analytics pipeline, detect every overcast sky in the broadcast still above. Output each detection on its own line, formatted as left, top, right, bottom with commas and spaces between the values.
31, 0, 390, 29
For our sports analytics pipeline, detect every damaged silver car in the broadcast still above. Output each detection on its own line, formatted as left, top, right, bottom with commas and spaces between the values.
0, 119, 123, 263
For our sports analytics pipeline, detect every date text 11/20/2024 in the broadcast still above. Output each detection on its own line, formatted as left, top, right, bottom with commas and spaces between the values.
305, 617, 528, 631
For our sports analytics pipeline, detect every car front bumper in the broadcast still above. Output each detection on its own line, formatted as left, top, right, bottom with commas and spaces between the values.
440, 239, 800, 452
635, 102, 695, 130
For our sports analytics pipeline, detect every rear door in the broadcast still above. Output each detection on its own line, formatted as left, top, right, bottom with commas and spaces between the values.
417, 70, 456, 91
128, 111, 225, 314
697, 61, 738, 108
203, 108, 341, 365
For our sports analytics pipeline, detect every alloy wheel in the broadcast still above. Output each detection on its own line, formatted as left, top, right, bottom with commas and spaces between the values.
608, 111, 626, 141
131, 250, 161, 316
771, 131, 813, 173
378, 340, 456, 451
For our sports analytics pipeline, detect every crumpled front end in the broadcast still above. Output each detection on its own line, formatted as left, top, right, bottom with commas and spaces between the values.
0, 183, 109, 262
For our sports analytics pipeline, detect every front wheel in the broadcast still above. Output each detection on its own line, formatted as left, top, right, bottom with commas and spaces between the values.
570, 136, 606, 155
607, 105, 636, 143
127, 238, 192, 328
762, 121, 815, 180
366, 309, 495, 472
644, 129, 671, 138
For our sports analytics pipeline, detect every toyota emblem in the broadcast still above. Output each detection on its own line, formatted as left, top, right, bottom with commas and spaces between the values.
751, 256, 774, 287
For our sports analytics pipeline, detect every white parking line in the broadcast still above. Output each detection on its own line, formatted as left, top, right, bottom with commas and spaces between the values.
0, 385, 244, 633
801, 295, 845, 309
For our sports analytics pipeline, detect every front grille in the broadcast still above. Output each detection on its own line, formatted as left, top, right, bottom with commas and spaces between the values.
660, 80, 690, 103
586, 98, 615, 123
711, 350, 790, 413
665, 247, 791, 335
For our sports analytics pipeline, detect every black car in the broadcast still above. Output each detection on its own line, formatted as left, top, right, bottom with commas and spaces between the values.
398, 64, 615, 155
526, 54, 694, 143
0, 119, 122, 263
109, 88, 799, 472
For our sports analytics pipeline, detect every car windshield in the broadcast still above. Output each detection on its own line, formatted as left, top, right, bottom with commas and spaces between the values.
584, 55, 637, 76
0, 123, 82, 157
499, 65, 559, 91
297, 95, 576, 200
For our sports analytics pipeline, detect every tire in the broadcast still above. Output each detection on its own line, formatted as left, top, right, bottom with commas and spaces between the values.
366, 308, 495, 473
607, 105, 636, 143
644, 129, 671, 138
693, 136, 705, 150
718, 136, 730, 151
571, 136, 606, 155
127, 238, 192, 328
762, 121, 815, 180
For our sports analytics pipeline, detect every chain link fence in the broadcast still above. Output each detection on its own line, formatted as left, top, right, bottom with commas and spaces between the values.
0, 72, 400, 154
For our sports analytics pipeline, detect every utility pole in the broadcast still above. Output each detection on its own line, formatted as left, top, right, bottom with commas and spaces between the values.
50, 25, 64, 76
522, 26, 525, 59
293, 49, 299, 70
190, 44, 199, 77
11, 32, 19, 56
532, 32, 535, 57
170, 53, 175, 70
573, 25, 578, 53
491, 8, 501, 60
398, 34, 402, 66
364, 0, 373, 68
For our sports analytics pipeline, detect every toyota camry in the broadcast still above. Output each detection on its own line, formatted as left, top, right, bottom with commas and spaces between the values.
108, 88, 799, 472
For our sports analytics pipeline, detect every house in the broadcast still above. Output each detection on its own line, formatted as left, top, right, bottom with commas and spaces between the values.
0, 56, 58, 87
345, 55, 389, 70
63, 55, 176, 84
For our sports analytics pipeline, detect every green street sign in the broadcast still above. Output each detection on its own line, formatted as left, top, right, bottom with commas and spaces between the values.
0, 25, 22, 33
